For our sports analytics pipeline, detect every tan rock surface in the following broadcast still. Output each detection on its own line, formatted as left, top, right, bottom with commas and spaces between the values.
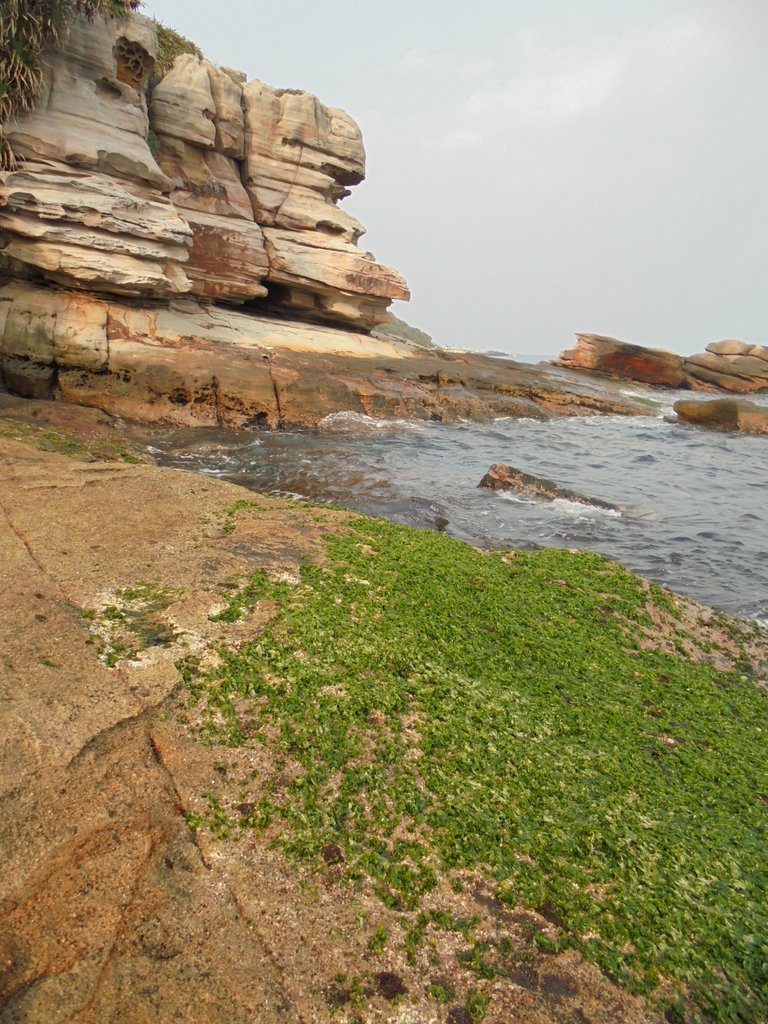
674, 397, 768, 434
243, 80, 409, 327
684, 352, 768, 392
149, 54, 217, 150
0, 282, 651, 427
205, 62, 246, 160
7, 13, 166, 186
705, 339, 752, 356
2, 10, 412, 327
0, 164, 192, 296
0, 437, 665, 1024
0, 13, 194, 297
152, 118, 269, 302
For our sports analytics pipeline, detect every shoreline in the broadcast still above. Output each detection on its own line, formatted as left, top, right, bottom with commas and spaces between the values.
0, 412, 766, 1023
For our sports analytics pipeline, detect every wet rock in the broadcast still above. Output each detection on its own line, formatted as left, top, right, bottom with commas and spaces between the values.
479, 463, 617, 509
673, 398, 768, 434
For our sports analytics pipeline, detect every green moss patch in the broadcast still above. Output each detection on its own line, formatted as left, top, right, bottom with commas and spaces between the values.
148, 20, 203, 93
182, 516, 768, 1022
0, 417, 145, 463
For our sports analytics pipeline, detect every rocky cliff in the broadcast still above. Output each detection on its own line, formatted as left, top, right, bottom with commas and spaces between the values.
0, 11, 409, 388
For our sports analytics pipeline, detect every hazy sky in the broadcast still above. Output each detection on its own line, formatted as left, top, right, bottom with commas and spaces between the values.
147, 1, 767, 356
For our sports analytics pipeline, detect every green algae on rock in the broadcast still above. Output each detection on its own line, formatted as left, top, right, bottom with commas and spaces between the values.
181, 513, 768, 1024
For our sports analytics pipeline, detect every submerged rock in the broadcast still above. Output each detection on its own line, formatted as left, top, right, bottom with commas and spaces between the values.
673, 398, 768, 435
478, 463, 618, 510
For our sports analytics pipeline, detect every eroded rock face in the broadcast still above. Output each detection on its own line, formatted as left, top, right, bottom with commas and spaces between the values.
0, 282, 649, 429
149, 57, 269, 303
683, 351, 768, 393
0, 165, 192, 296
242, 81, 409, 328
674, 398, 768, 434
0, 12, 193, 297
556, 335, 686, 387
1, 11, 410, 328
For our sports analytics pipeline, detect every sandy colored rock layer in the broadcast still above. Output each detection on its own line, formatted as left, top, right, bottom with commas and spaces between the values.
1, 11, 409, 327
674, 397, 768, 434
0, 282, 649, 428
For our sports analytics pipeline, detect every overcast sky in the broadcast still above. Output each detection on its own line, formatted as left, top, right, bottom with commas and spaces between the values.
146, 0, 767, 357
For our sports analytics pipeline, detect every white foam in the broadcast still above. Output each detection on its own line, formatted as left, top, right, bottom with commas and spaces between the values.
318, 411, 425, 434
549, 498, 622, 518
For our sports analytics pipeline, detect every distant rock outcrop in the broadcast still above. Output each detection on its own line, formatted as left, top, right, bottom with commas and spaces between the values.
556, 335, 686, 387
556, 335, 768, 394
0, 11, 408, 328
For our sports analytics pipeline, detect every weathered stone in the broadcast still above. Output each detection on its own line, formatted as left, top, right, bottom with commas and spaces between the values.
149, 54, 217, 150
206, 61, 246, 160
0, 14, 195, 297
684, 352, 768, 392
556, 334, 685, 387
53, 295, 109, 371
152, 136, 268, 302
705, 340, 752, 356
0, 164, 192, 296
674, 398, 768, 434
262, 228, 410, 324
1, 285, 58, 363
7, 13, 167, 188
242, 80, 409, 327
478, 463, 617, 509
749, 345, 768, 363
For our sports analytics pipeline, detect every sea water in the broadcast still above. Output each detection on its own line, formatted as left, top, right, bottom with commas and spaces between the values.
136, 386, 768, 623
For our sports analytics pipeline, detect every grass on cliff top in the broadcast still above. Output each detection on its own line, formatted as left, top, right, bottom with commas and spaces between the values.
0, 0, 140, 168
182, 515, 768, 1023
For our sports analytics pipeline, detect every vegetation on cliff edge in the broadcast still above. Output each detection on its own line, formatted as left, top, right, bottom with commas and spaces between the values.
0, 0, 141, 168
179, 512, 768, 1023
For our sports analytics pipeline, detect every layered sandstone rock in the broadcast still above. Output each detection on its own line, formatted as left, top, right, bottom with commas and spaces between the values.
0, 10, 410, 328
0, 281, 647, 428
150, 57, 269, 302
242, 81, 409, 328
683, 349, 768, 393
674, 398, 768, 434
0, 12, 193, 297
556, 334, 686, 387
557, 334, 768, 394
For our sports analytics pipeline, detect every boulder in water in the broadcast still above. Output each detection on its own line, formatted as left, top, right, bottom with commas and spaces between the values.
478, 463, 617, 509
673, 399, 768, 435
